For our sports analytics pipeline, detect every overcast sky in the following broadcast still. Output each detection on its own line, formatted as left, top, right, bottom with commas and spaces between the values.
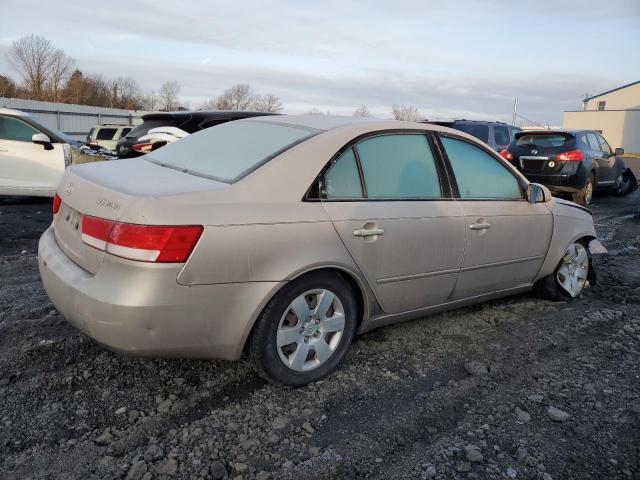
1, 0, 638, 124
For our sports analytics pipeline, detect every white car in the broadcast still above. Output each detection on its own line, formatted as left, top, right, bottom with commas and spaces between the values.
0, 108, 74, 197
86, 124, 133, 151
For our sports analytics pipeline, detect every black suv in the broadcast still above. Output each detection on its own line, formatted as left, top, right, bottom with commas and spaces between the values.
422, 120, 521, 151
500, 130, 636, 205
116, 111, 278, 158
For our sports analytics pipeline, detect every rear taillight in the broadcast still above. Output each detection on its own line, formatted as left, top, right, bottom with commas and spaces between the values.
81, 216, 203, 263
557, 150, 584, 162
53, 193, 62, 214
499, 149, 514, 161
132, 142, 154, 153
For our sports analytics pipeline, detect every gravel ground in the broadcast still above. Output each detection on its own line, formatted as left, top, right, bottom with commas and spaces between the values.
1, 192, 639, 480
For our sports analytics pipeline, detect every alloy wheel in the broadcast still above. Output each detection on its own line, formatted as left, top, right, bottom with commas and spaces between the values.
556, 243, 589, 297
276, 289, 345, 372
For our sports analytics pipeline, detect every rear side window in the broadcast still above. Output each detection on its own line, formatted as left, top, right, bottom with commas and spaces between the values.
96, 128, 117, 140
493, 126, 510, 145
454, 123, 489, 143
586, 133, 601, 151
120, 128, 132, 138
146, 121, 319, 182
442, 136, 522, 199
356, 134, 441, 199
324, 148, 363, 199
0, 115, 39, 142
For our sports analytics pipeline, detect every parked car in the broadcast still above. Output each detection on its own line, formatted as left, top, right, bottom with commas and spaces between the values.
0, 108, 76, 197
423, 119, 520, 151
86, 124, 133, 151
499, 129, 637, 205
116, 111, 278, 158
39, 116, 606, 386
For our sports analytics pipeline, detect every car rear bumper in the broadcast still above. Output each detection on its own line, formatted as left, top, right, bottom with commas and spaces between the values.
523, 167, 589, 194
38, 226, 282, 360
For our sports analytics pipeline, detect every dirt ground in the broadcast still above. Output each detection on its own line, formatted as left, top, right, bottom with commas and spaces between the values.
0, 192, 639, 480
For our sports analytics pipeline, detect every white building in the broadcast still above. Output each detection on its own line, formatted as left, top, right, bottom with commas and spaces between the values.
563, 80, 640, 153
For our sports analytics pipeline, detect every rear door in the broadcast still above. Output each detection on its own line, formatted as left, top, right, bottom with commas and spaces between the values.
595, 133, 616, 182
437, 134, 553, 299
321, 132, 466, 314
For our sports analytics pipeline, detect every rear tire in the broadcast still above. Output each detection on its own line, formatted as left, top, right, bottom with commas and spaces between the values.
249, 271, 357, 386
572, 172, 594, 206
535, 241, 590, 301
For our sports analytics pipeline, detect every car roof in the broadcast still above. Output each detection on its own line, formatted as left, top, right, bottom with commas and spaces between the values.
243, 114, 386, 131
518, 129, 590, 135
0, 107, 28, 116
92, 124, 132, 128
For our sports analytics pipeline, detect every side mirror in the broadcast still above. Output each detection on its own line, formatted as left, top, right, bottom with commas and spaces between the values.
32, 133, 53, 150
614, 147, 625, 156
527, 183, 551, 203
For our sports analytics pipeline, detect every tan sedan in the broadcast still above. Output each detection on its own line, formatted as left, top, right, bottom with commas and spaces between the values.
38, 115, 606, 385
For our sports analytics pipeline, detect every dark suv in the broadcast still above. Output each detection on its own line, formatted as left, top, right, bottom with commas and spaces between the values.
500, 130, 636, 205
116, 111, 278, 158
422, 120, 520, 151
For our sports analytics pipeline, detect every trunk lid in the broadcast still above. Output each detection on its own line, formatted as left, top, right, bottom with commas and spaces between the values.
511, 132, 577, 173
53, 158, 223, 273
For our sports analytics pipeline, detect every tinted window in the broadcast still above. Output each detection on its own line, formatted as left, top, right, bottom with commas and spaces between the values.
87, 127, 95, 140
0, 115, 39, 142
146, 120, 318, 182
596, 134, 612, 156
454, 123, 489, 143
324, 148, 363, 199
96, 128, 117, 140
586, 133, 601, 151
515, 133, 571, 148
442, 136, 522, 199
356, 134, 441, 199
126, 118, 180, 139
120, 128, 132, 138
493, 126, 510, 145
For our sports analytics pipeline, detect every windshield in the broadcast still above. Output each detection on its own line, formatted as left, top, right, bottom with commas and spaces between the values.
514, 133, 574, 151
454, 123, 489, 143
145, 120, 319, 183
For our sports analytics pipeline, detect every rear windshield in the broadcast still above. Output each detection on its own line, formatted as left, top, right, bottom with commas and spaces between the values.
144, 120, 319, 183
126, 117, 186, 139
453, 123, 489, 143
514, 133, 574, 150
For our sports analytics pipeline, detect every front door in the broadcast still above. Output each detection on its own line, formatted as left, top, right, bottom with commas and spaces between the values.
438, 134, 553, 299
321, 133, 466, 314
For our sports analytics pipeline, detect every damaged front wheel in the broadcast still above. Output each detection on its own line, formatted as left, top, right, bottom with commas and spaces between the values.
535, 241, 592, 301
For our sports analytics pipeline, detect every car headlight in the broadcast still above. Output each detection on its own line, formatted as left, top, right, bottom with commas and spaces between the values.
62, 143, 72, 168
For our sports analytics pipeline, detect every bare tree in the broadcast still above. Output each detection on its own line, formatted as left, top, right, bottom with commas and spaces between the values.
215, 83, 255, 110
305, 108, 331, 115
353, 105, 372, 117
47, 49, 74, 102
144, 90, 160, 111
391, 104, 420, 122
7, 34, 56, 100
113, 77, 143, 110
253, 93, 283, 113
197, 98, 218, 111
159, 80, 180, 111
0, 75, 17, 98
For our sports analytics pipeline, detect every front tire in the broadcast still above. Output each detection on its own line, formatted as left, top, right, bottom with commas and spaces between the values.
249, 271, 357, 386
535, 241, 590, 301
572, 172, 594, 206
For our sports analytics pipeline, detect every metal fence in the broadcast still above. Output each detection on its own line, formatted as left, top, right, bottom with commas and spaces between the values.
0, 97, 148, 140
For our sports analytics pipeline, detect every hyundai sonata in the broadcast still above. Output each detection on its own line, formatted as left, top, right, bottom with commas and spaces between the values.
38, 115, 606, 385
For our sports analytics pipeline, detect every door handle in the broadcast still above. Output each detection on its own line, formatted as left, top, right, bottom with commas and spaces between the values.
353, 227, 385, 237
469, 222, 492, 231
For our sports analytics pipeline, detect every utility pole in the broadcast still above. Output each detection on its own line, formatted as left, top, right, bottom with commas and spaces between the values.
511, 97, 518, 126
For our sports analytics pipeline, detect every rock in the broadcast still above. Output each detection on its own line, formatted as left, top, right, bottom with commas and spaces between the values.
547, 406, 570, 422
506, 467, 518, 478
157, 399, 173, 413
302, 421, 315, 433
234, 462, 249, 473
455, 462, 472, 472
464, 361, 489, 376
543, 473, 553, 480
515, 407, 531, 423
240, 438, 259, 450
127, 461, 148, 480
115, 407, 127, 415
272, 416, 291, 430
210, 461, 227, 480
527, 393, 544, 403
144, 445, 164, 462
465, 445, 484, 463
424, 464, 437, 478
94, 430, 114, 446
155, 458, 178, 476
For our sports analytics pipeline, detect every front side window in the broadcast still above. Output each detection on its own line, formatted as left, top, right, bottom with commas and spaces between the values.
596, 134, 612, 156
146, 120, 319, 182
324, 148, 363, 199
0, 115, 39, 142
442, 136, 522, 199
493, 126, 510, 145
96, 128, 117, 140
356, 134, 442, 199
